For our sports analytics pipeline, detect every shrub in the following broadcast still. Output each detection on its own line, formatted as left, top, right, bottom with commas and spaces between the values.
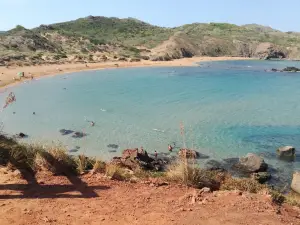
285, 193, 300, 207
270, 189, 285, 205
35, 146, 77, 175
8, 144, 41, 172
166, 161, 223, 190
105, 164, 129, 181
92, 159, 106, 173
221, 177, 266, 193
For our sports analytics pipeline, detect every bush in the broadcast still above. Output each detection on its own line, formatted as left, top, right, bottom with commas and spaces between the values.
34, 146, 77, 175
92, 159, 106, 173
221, 177, 266, 193
53, 53, 67, 60
166, 162, 223, 190
270, 190, 285, 205
105, 164, 129, 181
90, 38, 106, 45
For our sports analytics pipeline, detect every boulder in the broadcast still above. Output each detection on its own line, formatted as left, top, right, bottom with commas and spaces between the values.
251, 172, 271, 184
276, 146, 295, 159
178, 149, 199, 159
122, 148, 139, 159
204, 160, 226, 172
291, 172, 300, 194
111, 149, 164, 171
237, 153, 268, 173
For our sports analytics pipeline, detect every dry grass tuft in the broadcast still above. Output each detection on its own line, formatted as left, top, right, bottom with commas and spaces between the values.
92, 159, 106, 174
166, 161, 223, 190
105, 164, 130, 181
221, 177, 266, 193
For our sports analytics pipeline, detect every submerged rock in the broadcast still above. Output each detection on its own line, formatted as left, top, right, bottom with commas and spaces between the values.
68, 149, 79, 153
251, 172, 271, 184
59, 129, 74, 135
178, 149, 200, 159
276, 146, 295, 160
205, 160, 226, 171
107, 144, 119, 149
71, 132, 87, 139
236, 153, 268, 173
291, 171, 300, 194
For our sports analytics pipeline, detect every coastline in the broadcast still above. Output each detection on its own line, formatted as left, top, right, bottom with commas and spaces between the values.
0, 56, 250, 89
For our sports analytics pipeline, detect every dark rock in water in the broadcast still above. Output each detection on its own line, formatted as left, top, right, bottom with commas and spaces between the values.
269, 67, 300, 73
108, 150, 117, 153
15, 132, 28, 138
235, 153, 268, 173
75, 146, 80, 149
282, 66, 300, 72
205, 160, 226, 171
59, 129, 74, 135
107, 144, 119, 149
69, 149, 79, 153
276, 146, 295, 161
71, 132, 87, 138
178, 149, 209, 159
251, 172, 271, 184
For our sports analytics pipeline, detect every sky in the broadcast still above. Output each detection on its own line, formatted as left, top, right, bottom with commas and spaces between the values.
0, 0, 299, 32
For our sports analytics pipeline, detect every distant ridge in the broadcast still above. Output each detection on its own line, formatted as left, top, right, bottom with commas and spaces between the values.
1, 16, 300, 66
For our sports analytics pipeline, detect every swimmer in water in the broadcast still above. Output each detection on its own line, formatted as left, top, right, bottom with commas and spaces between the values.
168, 144, 173, 152
33, 112, 36, 115
90, 121, 95, 126
154, 150, 158, 159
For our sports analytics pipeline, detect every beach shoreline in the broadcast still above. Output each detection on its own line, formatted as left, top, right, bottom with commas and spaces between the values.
0, 56, 251, 90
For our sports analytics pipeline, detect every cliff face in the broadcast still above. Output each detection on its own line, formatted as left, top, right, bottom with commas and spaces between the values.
1, 17, 300, 65
150, 36, 296, 61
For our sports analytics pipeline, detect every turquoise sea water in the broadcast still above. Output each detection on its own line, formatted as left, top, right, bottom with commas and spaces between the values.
1, 60, 300, 181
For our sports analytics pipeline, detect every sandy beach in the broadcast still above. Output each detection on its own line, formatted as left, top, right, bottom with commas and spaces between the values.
0, 57, 249, 89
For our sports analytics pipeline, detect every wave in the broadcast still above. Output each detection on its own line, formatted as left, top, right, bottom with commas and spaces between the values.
153, 128, 165, 133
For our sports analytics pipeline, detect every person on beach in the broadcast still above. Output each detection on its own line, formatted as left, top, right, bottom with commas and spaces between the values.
140, 146, 144, 153
154, 150, 158, 159
168, 144, 173, 152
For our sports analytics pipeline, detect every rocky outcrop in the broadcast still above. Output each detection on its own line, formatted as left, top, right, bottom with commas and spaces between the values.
111, 149, 165, 171
178, 149, 200, 159
236, 153, 268, 173
276, 146, 295, 159
291, 171, 300, 194
270, 67, 300, 73
253, 42, 287, 59
150, 32, 197, 61
282, 67, 300, 72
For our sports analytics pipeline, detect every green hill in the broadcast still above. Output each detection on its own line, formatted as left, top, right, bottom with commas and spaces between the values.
1, 16, 300, 65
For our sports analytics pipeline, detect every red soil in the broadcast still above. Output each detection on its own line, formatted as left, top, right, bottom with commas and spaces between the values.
0, 168, 299, 225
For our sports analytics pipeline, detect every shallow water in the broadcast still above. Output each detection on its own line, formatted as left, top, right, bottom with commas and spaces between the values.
1, 60, 300, 182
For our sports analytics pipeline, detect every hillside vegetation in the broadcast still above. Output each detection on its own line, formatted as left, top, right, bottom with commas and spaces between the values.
1, 16, 300, 66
